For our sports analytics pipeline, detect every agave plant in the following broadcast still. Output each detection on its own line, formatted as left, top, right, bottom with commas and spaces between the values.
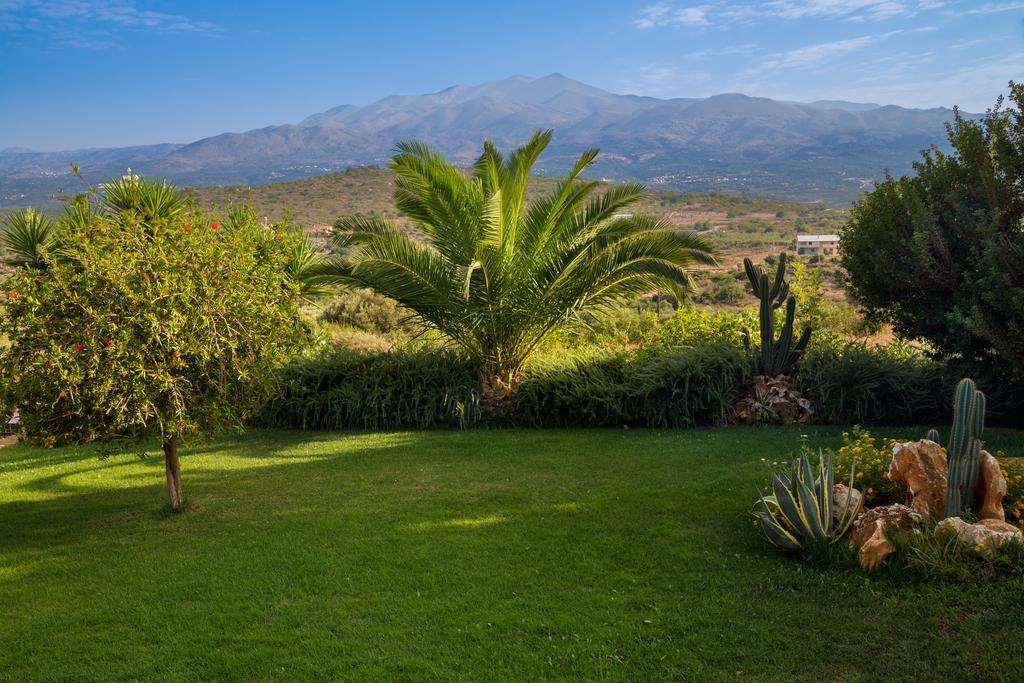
318, 130, 716, 409
752, 450, 862, 551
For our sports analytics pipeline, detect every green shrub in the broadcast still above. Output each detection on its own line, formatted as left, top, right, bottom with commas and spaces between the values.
318, 288, 416, 335
256, 348, 481, 430
515, 345, 751, 428
552, 307, 661, 349
259, 344, 750, 430
658, 306, 758, 349
797, 343, 946, 425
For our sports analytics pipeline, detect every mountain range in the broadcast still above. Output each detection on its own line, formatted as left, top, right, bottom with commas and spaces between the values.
0, 73, 969, 207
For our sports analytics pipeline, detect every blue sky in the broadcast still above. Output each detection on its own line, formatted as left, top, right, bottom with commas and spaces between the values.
1, 0, 1022, 150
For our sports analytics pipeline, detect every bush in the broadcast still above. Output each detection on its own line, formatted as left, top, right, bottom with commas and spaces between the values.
258, 344, 751, 430
797, 343, 946, 425
825, 429, 907, 506
552, 307, 661, 349
318, 288, 415, 335
658, 306, 758, 350
499, 345, 750, 428
255, 348, 481, 430
840, 83, 1024, 380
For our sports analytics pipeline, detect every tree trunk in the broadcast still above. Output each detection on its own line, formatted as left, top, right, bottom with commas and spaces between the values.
479, 370, 520, 419
163, 436, 183, 511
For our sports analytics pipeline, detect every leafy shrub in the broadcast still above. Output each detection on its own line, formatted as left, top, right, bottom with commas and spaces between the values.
318, 288, 415, 335
841, 84, 1024, 380
998, 455, 1024, 525
824, 429, 905, 506
514, 345, 750, 428
658, 306, 758, 350
797, 343, 946, 425
552, 307, 661, 349
259, 344, 750, 430
256, 347, 481, 430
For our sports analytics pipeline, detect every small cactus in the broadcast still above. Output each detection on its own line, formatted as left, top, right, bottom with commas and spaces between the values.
925, 428, 940, 443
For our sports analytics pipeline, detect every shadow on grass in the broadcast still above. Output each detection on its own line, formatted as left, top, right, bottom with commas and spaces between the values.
0, 431, 424, 558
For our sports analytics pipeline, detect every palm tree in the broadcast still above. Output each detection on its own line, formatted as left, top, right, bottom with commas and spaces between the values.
322, 130, 716, 410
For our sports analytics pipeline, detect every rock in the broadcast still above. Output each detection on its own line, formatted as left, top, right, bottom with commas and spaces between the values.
973, 450, 1007, 521
849, 504, 923, 570
731, 375, 812, 425
831, 484, 863, 523
935, 517, 1023, 550
887, 440, 947, 520
887, 442, 1008, 521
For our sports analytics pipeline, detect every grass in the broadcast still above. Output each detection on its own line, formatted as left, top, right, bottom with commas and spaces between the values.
3, 426, 1024, 680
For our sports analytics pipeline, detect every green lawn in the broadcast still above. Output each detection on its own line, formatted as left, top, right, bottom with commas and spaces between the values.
3, 427, 1024, 681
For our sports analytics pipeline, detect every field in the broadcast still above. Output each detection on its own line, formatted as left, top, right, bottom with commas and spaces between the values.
3, 427, 1024, 680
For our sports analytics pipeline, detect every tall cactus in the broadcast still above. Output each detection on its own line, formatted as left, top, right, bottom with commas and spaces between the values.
935, 378, 987, 519
742, 253, 812, 377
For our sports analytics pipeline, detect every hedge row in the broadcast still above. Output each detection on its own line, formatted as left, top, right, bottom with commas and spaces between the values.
256, 345, 750, 430
255, 343, 1024, 431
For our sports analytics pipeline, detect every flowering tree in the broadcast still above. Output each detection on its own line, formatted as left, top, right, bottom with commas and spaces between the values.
0, 177, 310, 510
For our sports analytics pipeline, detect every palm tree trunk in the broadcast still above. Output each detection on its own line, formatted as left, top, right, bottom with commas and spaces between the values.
479, 369, 520, 418
163, 436, 183, 511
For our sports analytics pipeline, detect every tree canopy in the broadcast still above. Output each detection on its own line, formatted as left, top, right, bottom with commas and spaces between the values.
0, 176, 311, 509
841, 82, 1024, 379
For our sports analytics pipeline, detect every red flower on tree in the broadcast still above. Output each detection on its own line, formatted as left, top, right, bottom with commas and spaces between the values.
183, 224, 192, 233
102, 336, 112, 347
8, 291, 17, 300
210, 221, 219, 230
72, 343, 85, 352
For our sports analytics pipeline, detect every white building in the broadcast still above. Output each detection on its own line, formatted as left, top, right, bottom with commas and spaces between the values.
795, 234, 840, 258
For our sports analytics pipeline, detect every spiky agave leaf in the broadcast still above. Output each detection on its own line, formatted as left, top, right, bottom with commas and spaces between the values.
753, 450, 862, 551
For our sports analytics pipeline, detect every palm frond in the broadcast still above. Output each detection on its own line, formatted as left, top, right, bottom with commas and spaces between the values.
331, 130, 716, 375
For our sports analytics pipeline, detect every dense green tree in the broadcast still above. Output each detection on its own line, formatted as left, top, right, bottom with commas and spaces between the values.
841, 83, 1024, 377
321, 130, 716, 410
0, 177, 311, 510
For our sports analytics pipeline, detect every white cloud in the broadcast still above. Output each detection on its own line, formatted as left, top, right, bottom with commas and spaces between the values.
633, 3, 712, 28
749, 31, 899, 74
635, 0, 950, 27
0, 0, 218, 36
814, 50, 1024, 109
960, 2, 1024, 15
761, 1, 915, 20
619, 63, 712, 96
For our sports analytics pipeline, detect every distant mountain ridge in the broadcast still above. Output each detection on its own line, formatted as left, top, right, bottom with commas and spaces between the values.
0, 73, 969, 207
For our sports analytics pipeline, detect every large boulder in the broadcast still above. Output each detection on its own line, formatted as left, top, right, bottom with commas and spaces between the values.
849, 504, 923, 570
886, 441, 1008, 522
935, 517, 1023, 551
887, 440, 947, 520
974, 451, 1007, 522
